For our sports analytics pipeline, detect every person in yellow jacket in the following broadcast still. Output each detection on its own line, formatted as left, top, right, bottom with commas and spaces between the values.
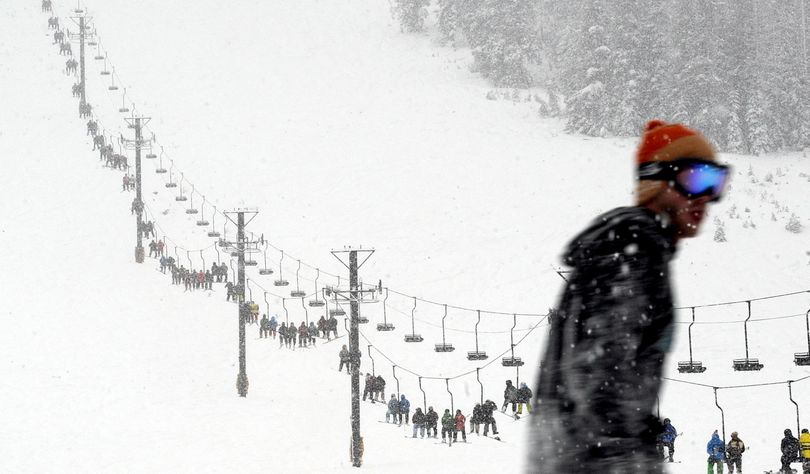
800, 428, 810, 474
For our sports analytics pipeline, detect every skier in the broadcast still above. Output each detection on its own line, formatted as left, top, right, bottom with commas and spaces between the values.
279, 323, 287, 348
398, 395, 410, 425
362, 374, 373, 402
328, 315, 338, 339
470, 403, 482, 435
339, 345, 350, 373
453, 409, 467, 443
501, 380, 518, 417
782, 429, 800, 474
259, 314, 269, 338
657, 418, 678, 462
288, 322, 297, 348
725, 431, 745, 474
707, 430, 725, 474
269, 315, 278, 339
225, 282, 235, 302
297, 322, 308, 347
800, 428, 810, 474
317, 316, 327, 338
425, 406, 438, 438
412, 407, 426, 438
441, 409, 454, 444
386, 394, 399, 423
530, 120, 728, 473
159, 255, 167, 273
516, 382, 532, 416
482, 399, 498, 437
205, 270, 213, 290
375, 375, 386, 402
308, 321, 317, 345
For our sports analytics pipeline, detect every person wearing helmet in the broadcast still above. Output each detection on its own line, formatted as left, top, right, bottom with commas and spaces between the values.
725, 431, 745, 474
707, 431, 725, 474
782, 429, 800, 473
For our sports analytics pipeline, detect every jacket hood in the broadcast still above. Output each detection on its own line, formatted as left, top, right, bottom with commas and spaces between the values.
562, 207, 676, 268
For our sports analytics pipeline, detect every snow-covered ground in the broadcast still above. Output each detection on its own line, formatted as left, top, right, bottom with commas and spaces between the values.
2, 0, 810, 472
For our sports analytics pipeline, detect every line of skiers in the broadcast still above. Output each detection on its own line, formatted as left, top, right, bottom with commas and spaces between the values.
703, 427, 810, 474
381, 393, 500, 443
148, 240, 165, 258
277, 321, 319, 348
362, 373, 386, 403
501, 379, 532, 419
169, 265, 213, 291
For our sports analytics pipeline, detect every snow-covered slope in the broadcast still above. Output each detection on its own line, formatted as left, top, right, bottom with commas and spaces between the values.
3, 0, 810, 472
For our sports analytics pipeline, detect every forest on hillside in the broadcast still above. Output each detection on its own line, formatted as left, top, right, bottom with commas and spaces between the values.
392, 0, 810, 155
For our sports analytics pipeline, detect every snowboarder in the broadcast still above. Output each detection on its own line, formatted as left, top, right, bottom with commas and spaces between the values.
362, 374, 374, 402
482, 399, 498, 437
386, 394, 398, 423
441, 409, 454, 444
725, 431, 745, 474
800, 428, 810, 474
338, 345, 350, 373
453, 409, 466, 443
470, 403, 482, 435
501, 380, 518, 417
259, 314, 269, 338
656, 418, 677, 462
398, 395, 410, 425
374, 375, 385, 402
412, 407, 426, 438
707, 430, 725, 474
425, 406, 438, 438
530, 120, 728, 473
782, 429, 800, 474
269, 315, 278, 339
516, 382, 532, 416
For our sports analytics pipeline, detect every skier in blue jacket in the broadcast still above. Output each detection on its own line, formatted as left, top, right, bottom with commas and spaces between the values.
707, 430, 725, 474
398, 395, 410, 425
657, 418, 678, 462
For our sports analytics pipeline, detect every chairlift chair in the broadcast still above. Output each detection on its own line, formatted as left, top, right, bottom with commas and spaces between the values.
207, 207, 221, 238
794, 352, 810, 366
357, 306, 369, 324
677, 307, 707, 373
434, 305, 454, 352
118, 89, 130, 113
677, 361, 707, 373
308, 268, 325, 307
793, 310, 810, 366
258, 242, 273, 275
330, 308, 346, 317
376, 288, 395, 332
466, 309, 488, 360
196, 196, 209, 226
165, 163, 177, 186
230, 251, 239, 257
273, 250, 289, 287
404, 297, 423, 343
290, 260, 306, 297
175, 175, 188, 202
185, 185, 199, 214
732, 301, 762, 372
108, 68, 119, 91
100, 58, 110, 75
501, 356, 524, 367
155, 147, 167, 173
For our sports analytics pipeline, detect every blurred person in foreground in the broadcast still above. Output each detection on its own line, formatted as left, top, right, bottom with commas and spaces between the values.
528, 120, 731, 473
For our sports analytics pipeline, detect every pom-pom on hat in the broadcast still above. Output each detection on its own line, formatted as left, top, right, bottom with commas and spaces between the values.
635, 120, 717, 204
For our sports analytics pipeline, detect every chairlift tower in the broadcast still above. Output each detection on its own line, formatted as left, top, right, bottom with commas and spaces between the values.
122, 116, 151, 263
331, 248, 376, 468
222, 209, 260, 397
68, 10, 95, 116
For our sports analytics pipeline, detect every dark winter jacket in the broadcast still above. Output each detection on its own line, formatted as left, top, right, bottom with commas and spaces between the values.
339, 348, 350, 361
782, 433, 800, 457
387, 397, 399, 413
399, 396, 410, 413
441, 412, 454, 429
471, 404, 483, 424
504, 382, 518, 402
517, 384, 532, 403
481, 400, 497, 422
707, 433, 725, 461
661, 423, 677, 443
529, 207, 678, 473
726, 436, 745, 460
412, 409, 426, 425
425, 409, 438, 427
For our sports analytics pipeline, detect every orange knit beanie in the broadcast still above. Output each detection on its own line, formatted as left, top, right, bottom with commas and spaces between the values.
635, 120, 717, 204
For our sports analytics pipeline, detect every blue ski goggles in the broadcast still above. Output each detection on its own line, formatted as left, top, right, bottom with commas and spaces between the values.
638, 158, 731, 202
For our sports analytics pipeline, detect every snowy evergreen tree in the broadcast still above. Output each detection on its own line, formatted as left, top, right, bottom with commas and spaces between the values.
714, 223, 727, 242
786, 213, 803, 233
392, 0, 429, 33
